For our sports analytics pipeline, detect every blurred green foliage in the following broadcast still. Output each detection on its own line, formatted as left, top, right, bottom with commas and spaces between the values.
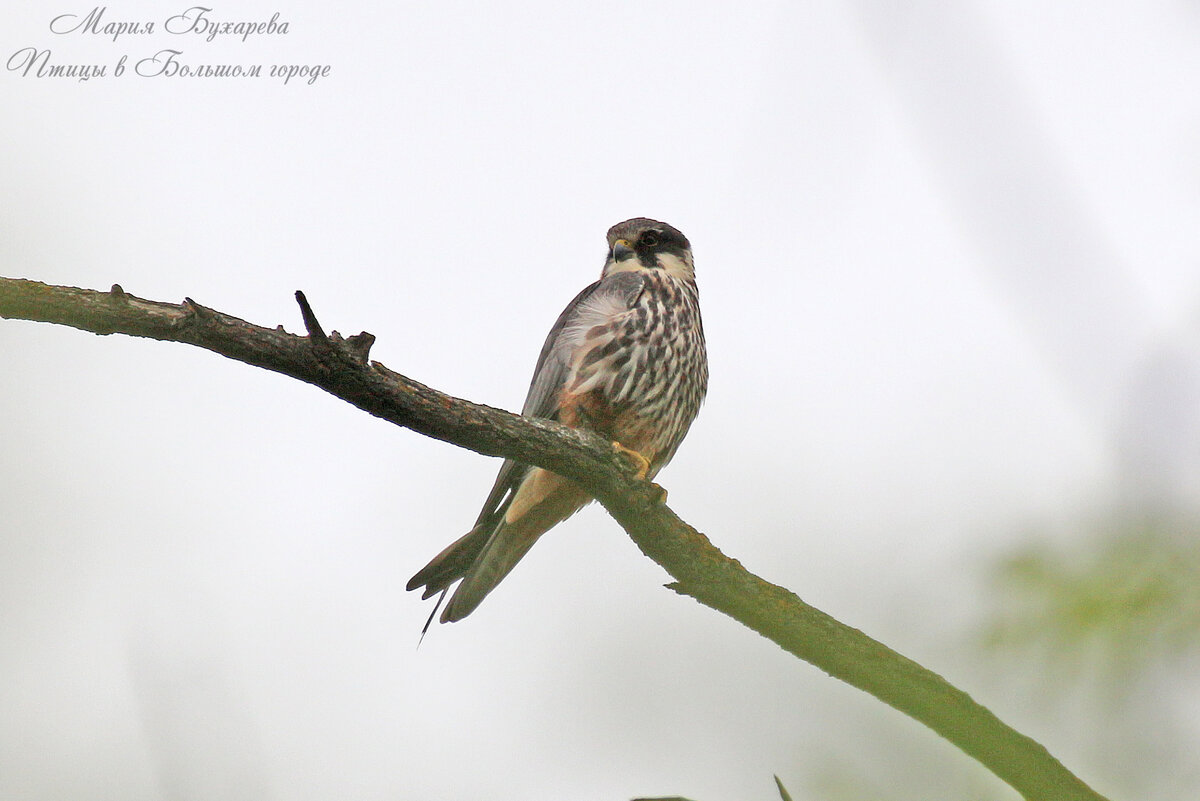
981, 519, 1200, 684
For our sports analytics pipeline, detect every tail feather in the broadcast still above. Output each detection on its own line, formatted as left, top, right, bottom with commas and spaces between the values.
440, 520, 545, 622
408, 469, 591, 625
406, 523, 491, 598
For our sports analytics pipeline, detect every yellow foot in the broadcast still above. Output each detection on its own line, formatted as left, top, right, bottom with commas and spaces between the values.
612, 441, 651, 480
649, 482, 668, 505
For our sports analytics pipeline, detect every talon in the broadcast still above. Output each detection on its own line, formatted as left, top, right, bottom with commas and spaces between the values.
612, 441, 650, 480
649, 482, 668, 505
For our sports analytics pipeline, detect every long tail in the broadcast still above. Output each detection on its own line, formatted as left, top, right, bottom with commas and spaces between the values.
406, 523, 492, 600
408, 523, 491, 639
439, 517, 548, 622
407, 468, 590, 625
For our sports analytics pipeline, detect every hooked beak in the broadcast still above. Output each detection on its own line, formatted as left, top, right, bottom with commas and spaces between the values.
611, 239, 634, 262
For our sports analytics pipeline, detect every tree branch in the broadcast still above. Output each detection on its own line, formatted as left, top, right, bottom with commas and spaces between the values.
0, 276, 1111, 801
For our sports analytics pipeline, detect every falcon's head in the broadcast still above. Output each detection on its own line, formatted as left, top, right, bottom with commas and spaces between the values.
603, 218, 694, 281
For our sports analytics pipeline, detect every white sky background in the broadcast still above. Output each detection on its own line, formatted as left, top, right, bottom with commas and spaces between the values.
2, 2, 1199, 799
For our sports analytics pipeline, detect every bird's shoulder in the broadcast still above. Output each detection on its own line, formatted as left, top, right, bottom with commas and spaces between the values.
563, 270, 647, 333
540, 272, 646, 364
520, 271, 646, 419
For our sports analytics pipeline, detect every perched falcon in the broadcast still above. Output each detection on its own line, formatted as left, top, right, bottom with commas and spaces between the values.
407, 218, 708, 624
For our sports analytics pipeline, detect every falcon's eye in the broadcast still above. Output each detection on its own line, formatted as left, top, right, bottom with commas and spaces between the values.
640, 231, 661, 248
